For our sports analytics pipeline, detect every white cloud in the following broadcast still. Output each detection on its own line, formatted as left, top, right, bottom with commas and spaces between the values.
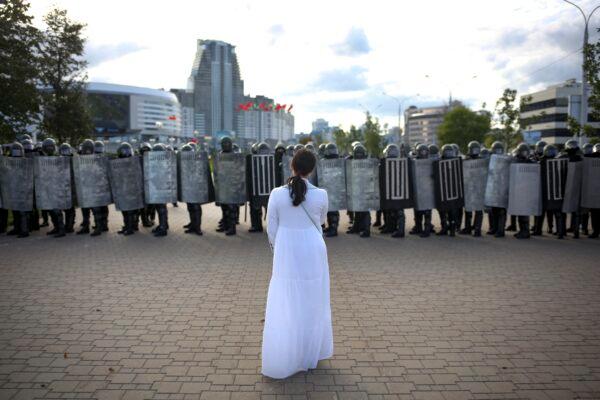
28, 0, 600, 133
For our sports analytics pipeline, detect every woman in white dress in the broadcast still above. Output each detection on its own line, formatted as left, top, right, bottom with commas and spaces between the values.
261, 149, 334, 379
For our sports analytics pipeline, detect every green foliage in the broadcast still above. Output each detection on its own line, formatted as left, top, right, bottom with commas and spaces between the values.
486, 88, 525, 151
38, 8, 92, 145
363, 112, 383, 157
332, 127, 349, 154
298, 136, 311, 145
584, 33, 600, 121
0, 0, 41, 143
437, 106, 491, 153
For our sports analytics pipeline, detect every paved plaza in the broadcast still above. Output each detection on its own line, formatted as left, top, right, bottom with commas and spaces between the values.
0, 205, 599, 400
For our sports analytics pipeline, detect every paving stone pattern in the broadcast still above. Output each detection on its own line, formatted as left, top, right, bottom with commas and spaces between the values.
0, 205, 599, 400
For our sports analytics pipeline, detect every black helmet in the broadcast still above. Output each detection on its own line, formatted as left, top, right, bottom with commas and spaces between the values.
59, 143, 73, 156
491, 141, 504, 155
93, 140, 105, 154
352, 144, 367, 159
187, 142, 198, 151
180, 144, 193, 152
257, 142, 271, 155
544, 144, 558, 158
467, 141, 481, 157
441, 144, 455, 159
293, 144, 304, 154
17, 134, 32, 144
516, 142, 530, 159
152, 143, 167, 151
139, 142, 152, 154
428, 143, 439, 156
10, 142, 24, 157
80, 139, 95, 155
220, 136, 233, 153
480, 148, 490, 159
416, 143, 429, 159
582, 143, 593, 155
318, 143, 326, 157
275, 142, 286, 156
564, 139, 579, 151
451, 143, 460, 155
324, 142, 339, 158
535, 140, 547, 155
305, 143, 316, 153
250, 143, 258, 154
117, 142, 133, 158
594, 143, 600, 154
22, 139, 33, 152
383, 144, 399, 158
285, 145, 294, 156
41, 138, 57, 156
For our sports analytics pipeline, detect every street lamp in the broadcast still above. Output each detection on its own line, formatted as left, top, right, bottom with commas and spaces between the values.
563, 0, 600, 145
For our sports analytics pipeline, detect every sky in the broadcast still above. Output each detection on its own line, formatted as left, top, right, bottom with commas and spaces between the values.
28, 0, 599, 134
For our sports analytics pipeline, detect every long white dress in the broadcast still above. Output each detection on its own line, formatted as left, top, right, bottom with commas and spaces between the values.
261, 179, 334, 379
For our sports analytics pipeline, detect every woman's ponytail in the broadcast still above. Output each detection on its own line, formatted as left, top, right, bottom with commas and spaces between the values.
287, 149, 316, 206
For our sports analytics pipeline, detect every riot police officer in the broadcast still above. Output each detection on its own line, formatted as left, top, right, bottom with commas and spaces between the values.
408, 144, 434, 237
380, 144, 408, 238
247, 142, 272, 233
59, 143, 76, 234
559, 139, 584, 238
488, 141, 508, 238
436, 144, 461, 237
512, 143, 534, 239
149, 143, 170, 237
40, 138, 66, 238
460, 141, 484, 236
428, 144, 440, 160
180, 143, 205, 235
532, 140, 547, 161
541, 144, 565, 239
4, 143, 30, 238
115, 142, 138, 235
580, 143, 594, 235
216, 136, 239, 236
92, 141, 109, 235
274, 143, 286, 187
138, 142, 154, 228
323, 143, 341, 237
318, 143, 326, 159
587, 143, 600, 238
76, 139, 95, 234
346, 144, 371, 238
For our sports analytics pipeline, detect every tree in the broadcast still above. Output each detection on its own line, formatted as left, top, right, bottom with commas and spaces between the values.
363, 112, 383, 157
437, 105, 490, 153
487, 88, 526, 151
567, 115, 596, 142
584, 30, 600, 121
38, 8, 92, 144
332, 127, 349, 154
0, 0, 41, 143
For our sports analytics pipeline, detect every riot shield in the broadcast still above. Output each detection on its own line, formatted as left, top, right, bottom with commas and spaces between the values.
562, 161, 583, 213
34, 156, 72, 210
72, 154, 112, 208
581, 157, 600, 209
434, 158, 464, 210
317, 158, 347, 211
144, 151, 178, 204
178, 151, 212, 204
248, 154, 276, 207
345, 158, 380, 212
507, 163, 542, 216
379, 157, 413, 210
484, 154, 512, 208
281, 155, 293, 184
462, 158, 489, 212
411, 158, 435, 211
0, 156, 34, 211
214, 152, 247, 204
108, 156, 144, 212
541, 158, 567, 211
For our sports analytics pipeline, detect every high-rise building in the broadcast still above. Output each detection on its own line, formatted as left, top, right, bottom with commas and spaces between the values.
520, 79, 600, 145
403, 105, 448, 147
188, 40, 244, 137
170, 89, 195, 138
239, 95, 295, 142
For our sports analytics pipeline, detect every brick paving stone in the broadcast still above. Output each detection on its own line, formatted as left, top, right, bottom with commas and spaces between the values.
0, 205, 599, 400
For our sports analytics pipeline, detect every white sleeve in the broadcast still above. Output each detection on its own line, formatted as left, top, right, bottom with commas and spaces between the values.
267, 189, 279, 248
320, 190, 328, 225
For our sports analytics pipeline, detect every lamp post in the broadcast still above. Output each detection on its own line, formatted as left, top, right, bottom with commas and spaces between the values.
563, 0, 600, 145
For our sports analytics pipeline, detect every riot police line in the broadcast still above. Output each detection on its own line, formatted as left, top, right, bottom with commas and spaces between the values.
0, 134, 599, 240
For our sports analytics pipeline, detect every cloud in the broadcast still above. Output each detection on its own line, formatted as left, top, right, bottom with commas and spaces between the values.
331, 27, 371, 56
267, 24, 284, 45
311, 66, 368, 92
85, 42, 146, 67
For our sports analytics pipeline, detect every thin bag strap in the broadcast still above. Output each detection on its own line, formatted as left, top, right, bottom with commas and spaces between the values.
300, 202, 322, 234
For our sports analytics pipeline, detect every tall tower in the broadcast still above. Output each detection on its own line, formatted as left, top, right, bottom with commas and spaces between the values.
189, 40, 244, 137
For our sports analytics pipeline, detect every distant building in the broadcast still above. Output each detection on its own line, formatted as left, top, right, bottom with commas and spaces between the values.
311, 118, 333, 142
238, 95, 294, 143
403, 105, 448, 147
520, 79, 600, 145
84, 82, 185, 151
170, 89, 194, 138
187, 39, 244, 137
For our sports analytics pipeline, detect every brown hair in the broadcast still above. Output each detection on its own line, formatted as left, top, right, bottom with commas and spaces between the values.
287, 149, 317, 206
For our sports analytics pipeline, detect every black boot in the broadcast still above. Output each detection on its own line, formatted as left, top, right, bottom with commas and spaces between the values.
47, 211, 58, 235
546, 210, 554, 234
30, 209, 40, 231
506, 215, 517, 231
373, 210, 382, 227
473, 211, 483, 237
78, 208, 90, 234
0, 209, 8, 234
154, 205, 168, 237
325, 211, 339, 237
90, 208, 103, 237
64, 208, 75, 234
249, 206, 263, 233
436, 211, 448, 236
391, 210, 405, 238
52, 210, 66, 238
123, 212, 135, 236
41, 210, 49, 227
514, 216, 530, 239
460, 211, 472, 234
225, 206, 237, 236
532, 215, 543, 236
410, 212, 423, 235
17, 211, 30, 238
494, 209, 506, 238
572, 212, 580, 239
359, 212, 371, 238
420, 211, 432, 238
